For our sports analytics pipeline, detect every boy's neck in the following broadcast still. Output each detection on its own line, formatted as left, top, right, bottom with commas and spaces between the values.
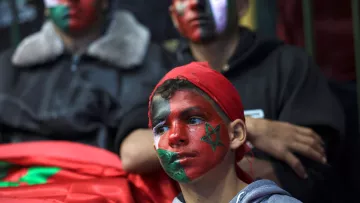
189, 30, 239, 72
180, 159, 247, 203
53, 19, 103, 55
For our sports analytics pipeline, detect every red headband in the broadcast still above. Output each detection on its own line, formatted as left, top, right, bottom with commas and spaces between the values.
148, 62, 253, 184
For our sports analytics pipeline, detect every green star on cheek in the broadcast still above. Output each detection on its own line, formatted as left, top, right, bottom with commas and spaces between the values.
201, 123, 225, 151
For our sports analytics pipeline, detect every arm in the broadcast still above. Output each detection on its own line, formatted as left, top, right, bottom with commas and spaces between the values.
243, 47, 344, 201
241, 125, 335, 202
120, 129, 161, 173
115, 105, 161, 174
245, 117, 326, 179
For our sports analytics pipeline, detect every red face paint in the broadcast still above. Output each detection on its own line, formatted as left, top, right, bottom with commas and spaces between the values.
171, 0, 211, 42
45, 0, 99, 34
171, 0, 231, 43
152, 90, 230, 182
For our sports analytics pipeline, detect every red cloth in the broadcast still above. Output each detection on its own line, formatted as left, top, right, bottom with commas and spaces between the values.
148, 62, 253, 184
0, 141, 179, 203
277, 0, 355, 81
0, 198, 62, 203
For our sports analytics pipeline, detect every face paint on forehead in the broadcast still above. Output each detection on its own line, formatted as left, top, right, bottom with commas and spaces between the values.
151, 96, 171, 149
151, 96, 171, 127
209, 0, 228, 33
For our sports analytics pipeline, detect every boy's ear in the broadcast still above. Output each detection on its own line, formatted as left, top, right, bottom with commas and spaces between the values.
228, 119, 246, 150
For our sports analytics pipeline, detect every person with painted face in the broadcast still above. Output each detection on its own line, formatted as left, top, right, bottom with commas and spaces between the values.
164, 0, 344, 202
0, 0, 179, 202
148, 62, 301, 203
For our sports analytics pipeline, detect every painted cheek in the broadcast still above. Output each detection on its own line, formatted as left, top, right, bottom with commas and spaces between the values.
183, 122, 230, 181
48, 5, 70, 32
157, 132, 170, 150
174, 8, 202, 42
68, 1, 97, 32
179, 20, 201, 42
154, 134, 161, 150
156, 129, 191, 183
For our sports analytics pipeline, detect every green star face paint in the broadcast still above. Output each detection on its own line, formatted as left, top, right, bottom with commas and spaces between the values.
151, 89, 230, 183
44, 0, 99, 34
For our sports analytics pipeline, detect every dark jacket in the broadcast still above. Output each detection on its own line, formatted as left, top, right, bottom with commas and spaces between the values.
0, 10, 173, 153
174, 27, 344, 202
173, 180, 302, 203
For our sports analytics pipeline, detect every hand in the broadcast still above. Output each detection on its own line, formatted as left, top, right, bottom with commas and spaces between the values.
246, 117, 326, 179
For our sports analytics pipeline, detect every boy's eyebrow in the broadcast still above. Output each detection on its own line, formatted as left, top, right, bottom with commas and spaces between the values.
179, 106, 202, 118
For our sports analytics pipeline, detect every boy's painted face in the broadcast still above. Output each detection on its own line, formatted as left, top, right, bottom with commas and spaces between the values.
151, 89, 230, 183
170, 0, 233, 43
44, 0, 100, 34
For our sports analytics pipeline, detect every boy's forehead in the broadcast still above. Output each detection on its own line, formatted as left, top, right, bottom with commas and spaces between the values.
153, 89, 217, 113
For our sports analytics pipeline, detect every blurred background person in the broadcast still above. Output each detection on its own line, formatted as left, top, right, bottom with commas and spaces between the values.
0, 0, 178, 202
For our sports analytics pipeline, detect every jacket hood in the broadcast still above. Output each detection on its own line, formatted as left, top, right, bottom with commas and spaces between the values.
230, 179, 300, 202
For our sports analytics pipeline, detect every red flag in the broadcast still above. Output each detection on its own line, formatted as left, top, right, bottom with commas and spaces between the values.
0, 141, 179, 203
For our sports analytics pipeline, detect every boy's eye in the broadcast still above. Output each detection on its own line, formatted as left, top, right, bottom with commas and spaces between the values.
188, 117, 204, 125
154, 126, 169, 135
153, 120, 168, 136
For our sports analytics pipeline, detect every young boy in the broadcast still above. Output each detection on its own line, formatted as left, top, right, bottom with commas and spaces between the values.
148, 62, 301, 203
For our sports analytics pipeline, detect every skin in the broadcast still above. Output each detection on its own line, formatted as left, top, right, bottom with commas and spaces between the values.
151, 89, 232, 183
44, 0, 101, 35
170, 0, 238, 43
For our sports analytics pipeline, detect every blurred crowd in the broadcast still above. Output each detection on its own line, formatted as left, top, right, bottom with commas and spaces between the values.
0, 0, 357, 202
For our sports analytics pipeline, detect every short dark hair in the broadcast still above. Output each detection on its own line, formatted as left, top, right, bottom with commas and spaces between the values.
153, 78, 195, 100
151, 78, 230, 122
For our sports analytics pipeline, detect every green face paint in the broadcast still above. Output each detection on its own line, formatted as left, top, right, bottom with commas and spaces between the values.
48, 5, 70, 32
157, 149, 190, 183
45, 0, 99, 34
201, 123, 225, 151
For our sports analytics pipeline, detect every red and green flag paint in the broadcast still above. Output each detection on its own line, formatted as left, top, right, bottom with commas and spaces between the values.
157, 149, 190, 183
0, 141, 179, 203
44, 0, 99, 34
151, 90, 231, 184
156, 123, 225, 183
